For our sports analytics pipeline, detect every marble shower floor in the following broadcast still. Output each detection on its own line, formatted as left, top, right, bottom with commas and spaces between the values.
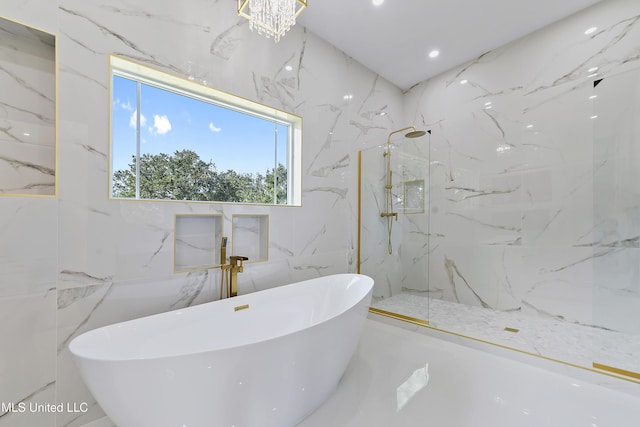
84, 319, 640, 427
372, 293, 640, 375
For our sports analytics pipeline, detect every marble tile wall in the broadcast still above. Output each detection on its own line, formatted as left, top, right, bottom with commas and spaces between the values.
402, 0, 640, 368
0, 1, 404, 426
0, 17, 56, 196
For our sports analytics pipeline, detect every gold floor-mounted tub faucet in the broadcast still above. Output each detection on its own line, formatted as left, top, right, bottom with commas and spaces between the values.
228, 255, 248, 297
219, 237, 248, 299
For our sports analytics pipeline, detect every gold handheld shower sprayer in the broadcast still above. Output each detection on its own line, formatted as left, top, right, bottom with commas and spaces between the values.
381, 126, 427, 254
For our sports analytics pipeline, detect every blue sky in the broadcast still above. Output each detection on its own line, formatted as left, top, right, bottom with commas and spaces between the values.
111, 75, 288, 175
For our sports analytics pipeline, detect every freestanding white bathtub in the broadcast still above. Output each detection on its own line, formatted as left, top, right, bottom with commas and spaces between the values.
69, 273, 373, 427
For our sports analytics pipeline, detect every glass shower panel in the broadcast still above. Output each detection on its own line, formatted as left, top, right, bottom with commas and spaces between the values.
360, 145, 402, 300
359, 133, 430, 321
395, 140, 430, 298
592, 67, 640, 378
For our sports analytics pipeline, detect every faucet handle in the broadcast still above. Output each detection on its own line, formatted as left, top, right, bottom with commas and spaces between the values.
229, 256, 249, 266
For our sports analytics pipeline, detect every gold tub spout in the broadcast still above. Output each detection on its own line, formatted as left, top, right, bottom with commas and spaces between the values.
229, 256, 248, 297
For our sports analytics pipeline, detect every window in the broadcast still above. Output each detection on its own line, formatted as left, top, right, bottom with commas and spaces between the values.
109, 55, 302, 205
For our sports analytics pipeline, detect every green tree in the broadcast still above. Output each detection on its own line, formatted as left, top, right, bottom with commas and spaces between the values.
166, 149, 216, 200
112, 157, 137, 198
264, 163, 288, 204
112, 150, 288, 204
112, 150, 217, 200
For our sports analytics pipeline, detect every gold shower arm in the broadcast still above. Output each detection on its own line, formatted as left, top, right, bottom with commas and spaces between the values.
386, 126, 417, 152
387, 126, 417, 143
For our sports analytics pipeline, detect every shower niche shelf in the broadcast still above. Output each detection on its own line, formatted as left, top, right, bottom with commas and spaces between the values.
232, 214, 269, 263
174, 214, 223, 272
403, 179, 425, 214
0, 16, 57, 196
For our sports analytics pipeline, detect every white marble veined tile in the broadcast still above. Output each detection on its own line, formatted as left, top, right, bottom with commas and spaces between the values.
0, 140, 55, 195
80, 418, 114, 427
0, 291, 56, 427
175, 215, 222, 271
0, 198, 57, 298
238, 258, 293, 294
290, 250, 350, 283
0, 16, 56, 195
373, 292, 640, 375
232, 215, 268, 262
302, 320, 640, 426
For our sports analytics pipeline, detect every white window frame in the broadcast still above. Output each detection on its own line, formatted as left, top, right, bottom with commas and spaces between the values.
108, 54, 302, 206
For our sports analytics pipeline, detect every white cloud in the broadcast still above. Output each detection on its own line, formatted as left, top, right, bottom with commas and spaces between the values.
114, 98, 134, 111
209, 122, 221, 133
151, 114, 172, 135
121, 100, 134, 111
129, 110, 147, 129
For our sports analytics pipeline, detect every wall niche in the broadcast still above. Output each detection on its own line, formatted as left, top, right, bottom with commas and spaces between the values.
232, 214, 269, 263
174, 214, 224, 272
0, 16, 56, 196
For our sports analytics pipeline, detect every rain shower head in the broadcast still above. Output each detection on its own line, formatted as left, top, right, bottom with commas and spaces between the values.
405, 130, 427, 138
386, 126, 427, 144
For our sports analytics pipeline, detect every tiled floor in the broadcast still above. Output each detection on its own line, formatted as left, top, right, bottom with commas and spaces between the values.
373, 293, 640, 374
84, 318, 640, 427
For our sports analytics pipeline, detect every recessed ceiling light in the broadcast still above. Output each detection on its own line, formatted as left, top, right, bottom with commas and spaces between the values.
372, 0, 384, 6
484, 101, 492, 106
343, 94, 353, 100
460, 79, 468, 85
428, 50, 439, 59
285, 65, 293, 71
590, 115, 598, 119
589, 94, 598, 100
584, 27, 597, 35
23, 132, 30, 136
526, 124, 534, 129
588, 67, 598, 73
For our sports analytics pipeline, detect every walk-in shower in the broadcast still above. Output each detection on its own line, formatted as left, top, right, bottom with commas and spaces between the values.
358, 60, 640, 384
358, 128, 431, 307
380, 127, 427, 254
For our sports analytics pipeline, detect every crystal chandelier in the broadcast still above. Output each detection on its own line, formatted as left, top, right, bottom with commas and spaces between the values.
238, 0, 307, 43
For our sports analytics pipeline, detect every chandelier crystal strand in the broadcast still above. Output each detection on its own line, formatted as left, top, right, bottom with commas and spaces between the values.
248, 0, 298, 42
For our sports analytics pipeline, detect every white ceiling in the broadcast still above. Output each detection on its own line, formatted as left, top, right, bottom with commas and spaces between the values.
297, 0, 603, 91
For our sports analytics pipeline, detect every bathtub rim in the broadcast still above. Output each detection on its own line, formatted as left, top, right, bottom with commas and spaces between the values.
68, 273, 374, 362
